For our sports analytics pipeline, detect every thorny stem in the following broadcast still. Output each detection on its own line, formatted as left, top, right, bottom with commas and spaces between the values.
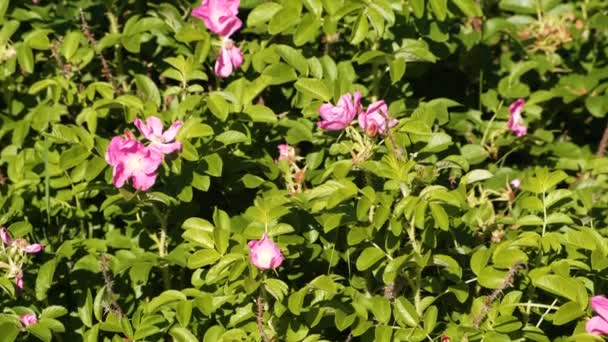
473, 262, 524, 328
100, 254, 124, 317
257, 290, 271, 342
80, 10, 120, 93
596, 122, 608, 157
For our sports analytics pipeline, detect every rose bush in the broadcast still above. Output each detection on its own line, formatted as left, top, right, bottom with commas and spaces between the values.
1, 0, 608, 341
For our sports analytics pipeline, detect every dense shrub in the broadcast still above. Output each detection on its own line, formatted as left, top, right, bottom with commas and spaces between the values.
1, 0, 608, 341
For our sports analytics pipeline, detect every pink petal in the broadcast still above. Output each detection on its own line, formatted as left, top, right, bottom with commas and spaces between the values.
23, 244, 44, 254
145, 116, 164, 138
153, 142, 182, 155
162, 121, 183, 142
587, 316, 608, 335
229, 45, 244, 69
131, 172, 157, 191
592, 296, 608, 322
215, 46, 234, 78
133, 118, 151, 140
19, 313, 37, 327
112, 162, 129, 189
0, 227, 12, 245
15, 274, 23, 289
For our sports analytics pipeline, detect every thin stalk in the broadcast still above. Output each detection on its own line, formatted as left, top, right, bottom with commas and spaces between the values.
541, 191, 547, 236
536, 299, 558, 327
150, 202, 171, 290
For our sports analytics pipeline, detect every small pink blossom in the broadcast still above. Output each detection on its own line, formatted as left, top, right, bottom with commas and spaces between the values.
134, 116, 183, 155
19, 313, 37, 327
587, 296, 608, 335
278, 144, 296, 162
1, 227, 12, 245
22, 244, 44, 254
15, 272, 23, 289
105, 136, 162, 191
192, 0, 242, 38
358, 100, 398, 136
508, 99, 527, 137
317, 92, 362, 131
510, 179, 521, 189
248, 233, 284, 271
215, 39, 243, 78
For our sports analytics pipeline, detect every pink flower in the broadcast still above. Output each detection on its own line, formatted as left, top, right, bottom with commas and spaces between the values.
215, 39, 243, 78
278, 144, 295, 162
19, 313, 37, 327
15, 272, 23, 289
22, 243, 44, 254
248, 233, 284, 271
510, 179, 521, 189
134, 116, 183, 155
508, 99, 527, 137
105, 136, 162, 191
317, 92, 362, 131
1, 227, 12, 245
358, 100, 398, 136
192, 0, 242, 38
587, 296, 608, 335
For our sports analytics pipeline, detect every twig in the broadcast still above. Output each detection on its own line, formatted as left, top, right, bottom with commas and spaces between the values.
80, 10, 120, 93
473, 262, 524, 328
596, 122, 608, 157
100, 254, 124, 317
257, 292, 271, 342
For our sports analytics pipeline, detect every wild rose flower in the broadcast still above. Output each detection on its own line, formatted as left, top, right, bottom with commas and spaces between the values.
278, 144, 296, 163
1, 227, 12, 245
192, 0, 242, 38
105, 136, 162, 191
134, 116, 183, 155
215, 38, 243, 78
358, 100, 398, 136
587, 296, 608, 335
248, 233, 284, 271
508, 99, 527, 137
317, 91, 362, 131
510, 178, 521, 189
19, 313, 37, 327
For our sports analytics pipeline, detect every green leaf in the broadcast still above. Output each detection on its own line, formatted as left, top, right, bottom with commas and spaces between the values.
16, 43, 34, 73
216, 130, 249, 145
187, 249, 221, 269
145, 290, 187, 314
169, 327, 198, 342
243, 104, 277, 123
553, 301, 584, 325
350, 13, 368, 45
61, 31, 81, 61
356, 247, 385, 271
532, 274, 588, 305
207, 93, 230, 121
429, 203, 449, 230
430, 0, 447, 21
294, 78, 331, 101
275, 44, 309, 75
462, 169, 493, 185
371, 296, 391, 324
394, 297, 419, 327
36, 259, 57, 301
247, 3, 283, 27
288, 289, 306, 315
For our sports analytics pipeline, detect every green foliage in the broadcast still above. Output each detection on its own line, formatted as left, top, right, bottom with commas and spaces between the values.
0, 0, 608, 341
